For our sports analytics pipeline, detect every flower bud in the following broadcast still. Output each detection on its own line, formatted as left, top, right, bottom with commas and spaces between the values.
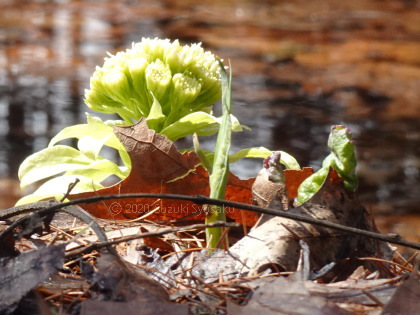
101, 68, 131, 104
171, 72, 202, 111
84, 37, 225, 131
126, 57, 150, 115
145, 59, 172, 109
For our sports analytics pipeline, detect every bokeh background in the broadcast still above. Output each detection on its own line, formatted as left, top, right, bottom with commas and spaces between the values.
0, 0, 419, 246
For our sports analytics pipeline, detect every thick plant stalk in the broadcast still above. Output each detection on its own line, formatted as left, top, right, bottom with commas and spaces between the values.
205, 60, 232, 250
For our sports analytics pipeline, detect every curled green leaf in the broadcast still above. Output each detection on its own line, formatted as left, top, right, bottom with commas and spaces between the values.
297, 125, 358, 205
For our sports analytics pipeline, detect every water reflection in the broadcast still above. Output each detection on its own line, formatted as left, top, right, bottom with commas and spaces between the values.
0, 0, 419, 216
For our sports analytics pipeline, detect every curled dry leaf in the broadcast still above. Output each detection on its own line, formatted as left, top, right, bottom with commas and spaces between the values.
251, 151, 314, 226
140, 226, 174, 253
70, 119, 258, 226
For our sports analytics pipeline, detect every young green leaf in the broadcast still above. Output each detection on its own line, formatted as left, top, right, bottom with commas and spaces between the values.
18, 146, 127, 189
195, 147, 301, 170
297, 125, 358, 204
228, 148, 301, 170
49, 113, 131, 167
160, 112, 243, 142
19, 146, 97, 188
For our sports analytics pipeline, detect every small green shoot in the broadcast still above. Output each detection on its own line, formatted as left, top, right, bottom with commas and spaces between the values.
297, 125, 358, 204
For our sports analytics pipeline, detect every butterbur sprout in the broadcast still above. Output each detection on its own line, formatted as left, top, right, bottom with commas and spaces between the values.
17, 37, 247, 205
84, 37, 222, 130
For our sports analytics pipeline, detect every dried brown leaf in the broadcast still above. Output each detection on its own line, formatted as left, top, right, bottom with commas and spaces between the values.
71, 119, 258, 225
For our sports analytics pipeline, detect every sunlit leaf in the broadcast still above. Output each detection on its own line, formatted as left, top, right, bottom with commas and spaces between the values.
229, 147, 301, 170
49, 114, 117, 147
160, 111, 220, 141
16, 175, 103, 206
19, 146, 96, 188
78, 135, 108, 160
195, 147, 301, 170
160, 112, 243, 141
65, 159, 128, 181
49, 113, 130, 167
18, 145, 127, 190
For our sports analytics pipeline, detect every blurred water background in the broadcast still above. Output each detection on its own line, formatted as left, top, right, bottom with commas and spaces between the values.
0, 0, 419, 243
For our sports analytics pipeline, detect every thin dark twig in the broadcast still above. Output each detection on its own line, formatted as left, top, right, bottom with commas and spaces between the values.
60, 178, 80, 202
0, 201, 109, 244
3, 193, 420, 250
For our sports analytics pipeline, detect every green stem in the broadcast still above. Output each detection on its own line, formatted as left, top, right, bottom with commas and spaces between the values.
205, 60, 232, 250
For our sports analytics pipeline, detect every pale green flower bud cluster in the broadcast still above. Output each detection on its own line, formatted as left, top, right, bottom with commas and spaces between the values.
84, 38, 222, 129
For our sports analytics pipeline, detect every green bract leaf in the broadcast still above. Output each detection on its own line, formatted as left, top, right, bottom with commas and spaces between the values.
146, 93, 166, 131
16, 175, 103, 206
65, 159, 128, 182
77, 135, 108, 160
160, 111, 243, 142
49, 114, 118, 147
297, 125, 358, 205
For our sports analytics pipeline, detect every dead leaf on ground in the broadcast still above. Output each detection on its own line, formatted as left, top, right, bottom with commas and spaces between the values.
83, 250, 188, 314
88, 250, 169, 301
0, 244, 66, 314
80, 299, 188, 315
71, 119, 315, 227
382, 271, 420, 314
71, 119, 257, 225
227, 276, 351, 315
140, 226, 175, 253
